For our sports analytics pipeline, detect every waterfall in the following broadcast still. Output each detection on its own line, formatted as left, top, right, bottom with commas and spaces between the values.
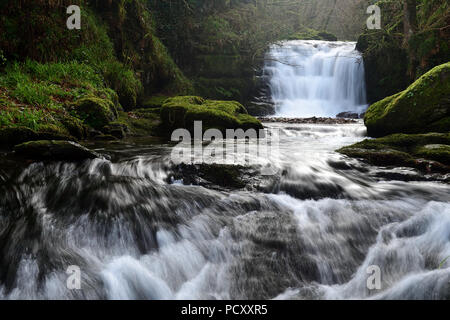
264, 40, 368, 117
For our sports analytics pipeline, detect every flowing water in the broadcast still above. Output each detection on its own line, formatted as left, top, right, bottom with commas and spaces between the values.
264, 40, 368, 117
0, 41, 449, 300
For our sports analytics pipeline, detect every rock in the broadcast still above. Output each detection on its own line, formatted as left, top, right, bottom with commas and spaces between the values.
288, 27, 338, 41
0, 126, 74, 148
337, 133, 450, 173
169, 163, 246, 189
102, 122, 129, 139
258, 117, 357, 124
0, 127, 39, 148
71, 96, 118, 130
336, 112, 359, 119
364, 62, 450, 137
14, 140, 101, 161
160, 96, 263, 135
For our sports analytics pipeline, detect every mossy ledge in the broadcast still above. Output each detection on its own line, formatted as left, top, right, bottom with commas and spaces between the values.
160, 96, 263, 135
14, 140, 100, 162
338, 133, 450, 173
288, 27, 337, 41
364, 62, 450, 138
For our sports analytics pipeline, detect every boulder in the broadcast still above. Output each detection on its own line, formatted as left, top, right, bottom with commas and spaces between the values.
364, 62, 450, 137
336, 111, 359, 119
71, 96, 118, 130
338, 133, 450, 173
160, 96, 263, 135
14, 140, 101, 161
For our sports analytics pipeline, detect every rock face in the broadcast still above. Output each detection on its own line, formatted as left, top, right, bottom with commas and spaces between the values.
364, 62, 450, 137
14, 140, 100, 161
160, 96, 263, 135
338, 133, 450, 173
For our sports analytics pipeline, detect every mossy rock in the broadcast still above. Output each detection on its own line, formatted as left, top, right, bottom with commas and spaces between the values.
57, 115, 89, 140
14, 140, 100, 162
160, 96, 263, 135
0, 127, 39, 147
414, 144, 450, 164
0, 125, 74, 148
114, 110, 162, 137
288, 27, 337, 41
364, 62, 450, 137
338, 132, 450, 173
101, 122, 129, 139
72, 96, 118, 130
142, 95, 170, 109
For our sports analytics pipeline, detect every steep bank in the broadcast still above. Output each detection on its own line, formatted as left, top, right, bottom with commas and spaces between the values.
357, 0, 450, 103
0, 1, 262, 150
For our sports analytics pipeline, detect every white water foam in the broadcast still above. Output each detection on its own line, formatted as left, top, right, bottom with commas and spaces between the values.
265, 40, 368, 117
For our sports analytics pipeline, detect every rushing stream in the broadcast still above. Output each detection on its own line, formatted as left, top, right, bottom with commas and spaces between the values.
0, 41, 449, 300
0, 123, 449, 300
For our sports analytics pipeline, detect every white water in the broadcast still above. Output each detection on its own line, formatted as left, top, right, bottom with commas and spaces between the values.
1, 124, 449, 300
265, 40, 368, 117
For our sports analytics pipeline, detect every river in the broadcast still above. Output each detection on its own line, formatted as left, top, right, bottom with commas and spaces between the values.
0, 41, 448, 300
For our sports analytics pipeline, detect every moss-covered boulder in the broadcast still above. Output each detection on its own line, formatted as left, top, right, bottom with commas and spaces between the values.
0, 125, 76, 148
0, 127, 39, 148
338, 133, 450, 173
160, 96, 263, 134
14, 140, 100, 161
364, 62, 450, 137
142, 96, 170, 109
72, 97, 118, 130
288, 27, 337, 41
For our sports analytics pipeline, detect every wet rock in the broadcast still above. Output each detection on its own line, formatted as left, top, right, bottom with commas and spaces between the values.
169, 163, 246, 189
258, 117, 358, 124
336, 111, 359, 119
14, 140, 101, 162
338, 133, 450, 174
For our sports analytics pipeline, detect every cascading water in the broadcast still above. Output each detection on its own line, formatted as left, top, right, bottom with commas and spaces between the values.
0, 41, 449, 300
264, 40, 368, 117
0, 124, 449, 300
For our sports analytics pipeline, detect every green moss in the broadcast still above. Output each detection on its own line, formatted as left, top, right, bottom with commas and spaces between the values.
114, 111, 161, 137
160, 96, 263, 135
57, 115, 88, 140
71, 96, 118, 129
364, 62, 450, 137
338, 132, 450, 171
288, 27, 337, 41
414, 144, 450, 164
142, 95, 170, 108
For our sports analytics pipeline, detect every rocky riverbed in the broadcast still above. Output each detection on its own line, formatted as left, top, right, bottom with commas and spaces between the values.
258, 117, 358, 124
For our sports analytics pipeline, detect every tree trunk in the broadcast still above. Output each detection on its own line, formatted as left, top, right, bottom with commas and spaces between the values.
403, 0, 417, 43
403, 0, 417, 79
